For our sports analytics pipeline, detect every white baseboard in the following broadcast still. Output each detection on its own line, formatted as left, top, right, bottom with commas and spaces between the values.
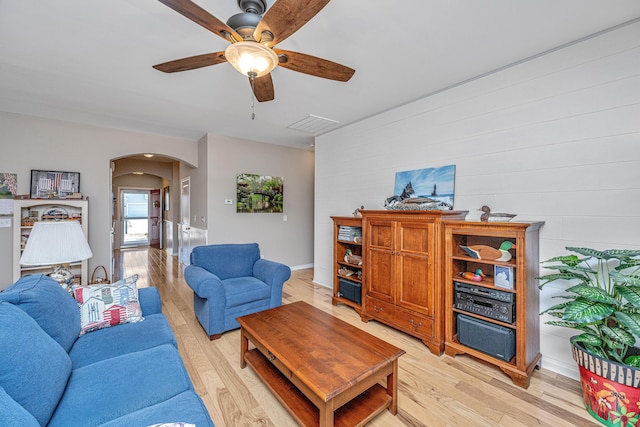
540, 358, 579, 381
312, 278, 331, 289
291, 263, 313, 271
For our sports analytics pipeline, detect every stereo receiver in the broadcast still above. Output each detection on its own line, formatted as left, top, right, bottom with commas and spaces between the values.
454, 282, 515, 324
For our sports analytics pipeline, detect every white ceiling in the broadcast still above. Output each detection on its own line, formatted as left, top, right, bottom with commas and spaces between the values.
1, 1, 640, 150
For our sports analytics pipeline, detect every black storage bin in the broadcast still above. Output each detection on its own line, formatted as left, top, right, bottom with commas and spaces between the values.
338, 278, 361, 305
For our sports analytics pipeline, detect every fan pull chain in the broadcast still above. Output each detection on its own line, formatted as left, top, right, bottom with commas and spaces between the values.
249, 72, 256, 120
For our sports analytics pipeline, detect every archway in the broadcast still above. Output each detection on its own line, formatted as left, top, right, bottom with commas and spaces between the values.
110, 154, 180, 280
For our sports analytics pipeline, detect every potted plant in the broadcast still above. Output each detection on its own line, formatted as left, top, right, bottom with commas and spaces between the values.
539, 247, 640, 426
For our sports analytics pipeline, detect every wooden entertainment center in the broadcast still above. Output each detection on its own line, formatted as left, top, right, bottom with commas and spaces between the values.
331, 210, 543, 388
359, 210, 468, 356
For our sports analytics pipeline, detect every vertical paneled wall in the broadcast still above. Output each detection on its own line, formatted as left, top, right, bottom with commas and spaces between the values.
315, 22, 640, 378
165, 220, 174, 255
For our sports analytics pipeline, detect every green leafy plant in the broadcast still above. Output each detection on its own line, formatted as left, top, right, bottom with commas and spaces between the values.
539, 247, 640, 366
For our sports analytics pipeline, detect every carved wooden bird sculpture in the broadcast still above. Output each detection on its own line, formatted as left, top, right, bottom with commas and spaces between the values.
460, 241, 515, 262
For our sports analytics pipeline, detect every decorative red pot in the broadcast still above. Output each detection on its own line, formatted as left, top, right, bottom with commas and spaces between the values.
573, 341, 640, 426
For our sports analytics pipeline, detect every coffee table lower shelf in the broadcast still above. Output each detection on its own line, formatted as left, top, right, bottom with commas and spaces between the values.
244, 349, 392, 427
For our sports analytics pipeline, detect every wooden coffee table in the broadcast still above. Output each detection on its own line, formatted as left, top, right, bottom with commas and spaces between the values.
238, 301, 405, 427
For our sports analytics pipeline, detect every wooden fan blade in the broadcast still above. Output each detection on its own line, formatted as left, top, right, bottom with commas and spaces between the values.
158, 0, 241, 42
254, 0, 330, 47
153, 52, 227, 73
250, 74, 275, 102
274, 50, 355, 82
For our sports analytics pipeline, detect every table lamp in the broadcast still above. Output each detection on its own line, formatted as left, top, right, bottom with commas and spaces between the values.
20, 220, 93, 287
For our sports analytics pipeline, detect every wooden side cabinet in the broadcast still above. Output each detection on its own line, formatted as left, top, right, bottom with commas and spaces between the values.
331, 216, 364, 313
360, 210, 468, 355
443, 220, 544, 388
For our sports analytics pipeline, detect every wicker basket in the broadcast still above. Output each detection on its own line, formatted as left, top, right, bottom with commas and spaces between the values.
90, 265, 110, 285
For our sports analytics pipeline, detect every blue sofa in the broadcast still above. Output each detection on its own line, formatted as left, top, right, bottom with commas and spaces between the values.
0, 274, 214, 427
185, 243, 291, 340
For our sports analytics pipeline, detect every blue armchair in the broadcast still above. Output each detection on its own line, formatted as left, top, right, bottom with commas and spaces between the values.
184, 243, 291, 340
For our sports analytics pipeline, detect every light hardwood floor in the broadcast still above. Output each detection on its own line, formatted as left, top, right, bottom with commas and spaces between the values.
115, 247, 598, 427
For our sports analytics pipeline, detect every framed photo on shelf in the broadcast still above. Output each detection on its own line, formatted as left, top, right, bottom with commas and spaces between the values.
494, 265, 514, 289
30, 170, 80, 199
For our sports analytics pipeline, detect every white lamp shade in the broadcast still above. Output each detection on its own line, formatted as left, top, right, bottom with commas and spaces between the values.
20, 221, 93, 266
224, 41, 278, 77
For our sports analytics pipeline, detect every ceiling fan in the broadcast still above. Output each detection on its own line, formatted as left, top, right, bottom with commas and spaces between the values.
153, 0, 355, 102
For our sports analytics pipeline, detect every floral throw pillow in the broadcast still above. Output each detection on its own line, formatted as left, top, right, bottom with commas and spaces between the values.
73, 275, 143, 335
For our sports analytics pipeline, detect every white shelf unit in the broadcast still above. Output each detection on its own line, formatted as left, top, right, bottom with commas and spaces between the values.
13, 199, 89, 285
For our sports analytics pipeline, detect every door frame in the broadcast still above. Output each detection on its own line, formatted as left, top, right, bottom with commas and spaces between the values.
179, 177, 191, 266
119, 188, 151, 248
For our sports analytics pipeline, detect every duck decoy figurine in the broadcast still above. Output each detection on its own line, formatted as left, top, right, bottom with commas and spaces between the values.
479, 205, 492, 222
460, 241, 516, 262
459, 269, 486, 282
479, 205, 516, 222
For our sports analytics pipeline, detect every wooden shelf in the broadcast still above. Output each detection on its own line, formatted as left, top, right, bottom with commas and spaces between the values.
337, 261, 362, 269
337, 239, 362, 246
452, 276, 517, 293
245, 348, 392, 427
451, 308, 517, 330
444, 220, 544, 388
331, 216, 364, 312
451, 255, 516, 268
337, 274, 361, 284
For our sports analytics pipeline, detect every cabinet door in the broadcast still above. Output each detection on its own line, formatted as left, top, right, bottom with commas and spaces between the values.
397, 221, 434, 316
366, 219, 395, 302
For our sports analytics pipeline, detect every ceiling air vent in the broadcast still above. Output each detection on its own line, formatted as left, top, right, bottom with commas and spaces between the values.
287, 114, 339, 135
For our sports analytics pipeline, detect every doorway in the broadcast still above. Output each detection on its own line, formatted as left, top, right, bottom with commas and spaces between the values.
149, 189, 161, 248
121, 189, 150, 247
179, 177, 190, 266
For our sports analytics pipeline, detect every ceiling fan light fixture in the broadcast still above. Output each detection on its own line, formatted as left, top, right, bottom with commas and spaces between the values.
225, 41, 278, 77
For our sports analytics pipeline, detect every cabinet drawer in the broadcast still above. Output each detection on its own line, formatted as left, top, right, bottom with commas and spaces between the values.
365, 296, 434, 340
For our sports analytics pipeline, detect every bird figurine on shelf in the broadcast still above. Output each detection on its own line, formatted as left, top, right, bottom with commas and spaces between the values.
459, 269, 486, 282
460, 241, 516, 262
479, 205, 516, 222
344, 249, 363, 265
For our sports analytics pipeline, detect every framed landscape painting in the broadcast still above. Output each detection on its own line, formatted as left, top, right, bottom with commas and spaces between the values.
393, 164, 456, 209
236, 173, 283, 213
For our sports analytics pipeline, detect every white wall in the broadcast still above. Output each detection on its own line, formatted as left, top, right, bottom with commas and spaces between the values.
315, 21, 640, 379
0, 112, 198, 288
202, 133, 315, 268
181, 135, 208, 231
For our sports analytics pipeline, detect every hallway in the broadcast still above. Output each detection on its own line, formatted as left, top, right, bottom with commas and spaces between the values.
113, 246, 180, 287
